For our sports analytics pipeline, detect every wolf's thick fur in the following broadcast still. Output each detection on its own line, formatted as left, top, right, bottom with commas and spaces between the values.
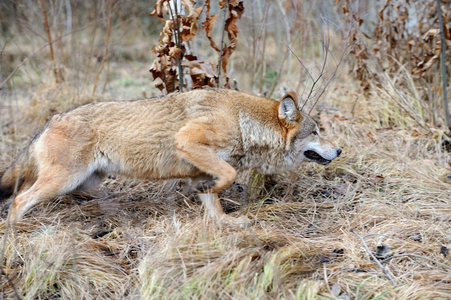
0, 89, 341, 224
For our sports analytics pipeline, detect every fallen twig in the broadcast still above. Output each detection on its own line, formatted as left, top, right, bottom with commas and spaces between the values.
350, 228, 397, 286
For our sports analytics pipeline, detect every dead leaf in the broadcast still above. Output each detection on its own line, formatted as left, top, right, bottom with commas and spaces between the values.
169, 46, 183, 59
412, 29, 441, 76
202, 1, 220, 52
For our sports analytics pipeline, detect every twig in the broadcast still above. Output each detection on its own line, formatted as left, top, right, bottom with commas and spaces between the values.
351, 96, 358, 117
249, 0, 256, 88
308, 49, 346, 114
92, 0, 113, 95
305, 31, 330, 112
276, 0, 292, 81
170, 0, 184, 91
0, 41, 7, 150
258, 2, 270, 94
436, 0, 451, 131
362, 233, 409, 251
39, 0, 58, 83
217, 0, 228, 88
282, 41, 314, 84
102, 57, 111, 93
283, 35, 330, 113
307, 18, 349, 113
350, 228, 397, 286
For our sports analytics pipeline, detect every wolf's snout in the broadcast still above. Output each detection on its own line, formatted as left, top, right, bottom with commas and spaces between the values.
336, 148, 342, 157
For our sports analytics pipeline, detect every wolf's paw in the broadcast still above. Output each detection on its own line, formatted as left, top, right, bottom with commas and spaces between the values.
195, 180, 216, 192
221, 214, 252, 228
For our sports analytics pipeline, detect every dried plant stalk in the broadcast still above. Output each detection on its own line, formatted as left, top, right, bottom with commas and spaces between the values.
436, 0, 451, 130
92, 0, 113, 95
39, 0, 58, 83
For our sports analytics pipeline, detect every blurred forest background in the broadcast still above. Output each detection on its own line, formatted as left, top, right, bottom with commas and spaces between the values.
1, 0, 451, 299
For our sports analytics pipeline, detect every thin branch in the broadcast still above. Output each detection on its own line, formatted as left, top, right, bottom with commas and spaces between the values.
217, 0, 228, 88
307, 15, 348, 109
171, 0, 184, 91
258, 2, 270, 94
249, 0, 256, 88
40, 0, 58, 83
302, 31, 329, 109
350, 228, 397, 286
281, 41, 314, 86
308, 42, 347, 114
436, 0, 451, 130
282, 37, 331, 113
92, 0, 113, 94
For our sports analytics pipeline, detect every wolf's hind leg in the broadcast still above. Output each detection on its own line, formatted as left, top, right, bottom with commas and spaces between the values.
9, 167, 94, 222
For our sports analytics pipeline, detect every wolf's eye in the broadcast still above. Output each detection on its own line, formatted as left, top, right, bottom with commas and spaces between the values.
312, 130, 318, 136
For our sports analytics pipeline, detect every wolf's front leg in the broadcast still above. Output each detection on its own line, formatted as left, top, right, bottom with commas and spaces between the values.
198, 193, 251, 228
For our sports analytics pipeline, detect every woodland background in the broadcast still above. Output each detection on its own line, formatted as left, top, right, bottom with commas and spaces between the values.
0, 0, 451, 299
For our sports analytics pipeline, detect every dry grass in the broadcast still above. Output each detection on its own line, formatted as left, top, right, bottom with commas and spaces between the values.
1, 1, 451, 299
1, 90, 450, 298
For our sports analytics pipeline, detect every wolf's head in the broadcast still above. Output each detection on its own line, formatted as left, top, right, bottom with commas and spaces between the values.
278, 93, 342, 167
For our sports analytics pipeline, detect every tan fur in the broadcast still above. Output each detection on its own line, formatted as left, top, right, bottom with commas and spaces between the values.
0, 89, 341, 225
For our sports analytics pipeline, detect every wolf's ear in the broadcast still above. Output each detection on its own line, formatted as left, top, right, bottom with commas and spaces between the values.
278, 92, 300, 127
278, 93, 302, 150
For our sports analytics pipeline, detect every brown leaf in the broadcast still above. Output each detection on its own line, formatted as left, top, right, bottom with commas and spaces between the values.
342, 4, 348, 15
219, 1, 244, 74
169, 46, 183, 59
202, 0, 220, 52
357, 49, 369, 60
412, 29, 441, 76
181, 60, 217, 89
378, 0, 390, 21
150, 0, 170, 22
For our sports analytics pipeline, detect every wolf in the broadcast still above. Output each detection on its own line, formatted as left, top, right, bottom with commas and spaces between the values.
0, 89, 341, 225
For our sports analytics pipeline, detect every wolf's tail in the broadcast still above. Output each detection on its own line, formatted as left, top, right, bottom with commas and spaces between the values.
0, 150, 37, 202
